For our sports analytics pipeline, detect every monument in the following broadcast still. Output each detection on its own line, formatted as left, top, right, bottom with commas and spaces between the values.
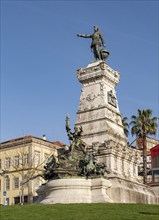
36, 26, 158, 204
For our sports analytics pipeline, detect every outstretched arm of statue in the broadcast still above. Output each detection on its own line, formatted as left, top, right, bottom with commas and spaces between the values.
77, 33, 92, 38
67, 130, 73, 141
65, 115, 71, 134
65, 115, 73, 141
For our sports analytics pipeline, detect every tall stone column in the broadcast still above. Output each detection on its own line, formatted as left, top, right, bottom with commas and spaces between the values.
75, 60, 127, 146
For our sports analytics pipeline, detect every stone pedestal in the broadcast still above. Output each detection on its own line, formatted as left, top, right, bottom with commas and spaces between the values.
36, 177, 158, 204
36, 61, 159, 205
75, 61, 140, 180
76, 60, 127, 146
107, 176, 158, 204
36, 178, 112, 204
92, 140, 140, 181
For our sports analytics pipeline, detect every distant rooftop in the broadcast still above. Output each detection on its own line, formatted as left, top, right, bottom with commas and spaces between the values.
0, 135, 65, 148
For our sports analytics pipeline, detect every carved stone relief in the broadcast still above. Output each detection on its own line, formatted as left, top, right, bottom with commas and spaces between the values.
86, 93, 97, 102
108, 90, 117, 108
92, 142, 100, 152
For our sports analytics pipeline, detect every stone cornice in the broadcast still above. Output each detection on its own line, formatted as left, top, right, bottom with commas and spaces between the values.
77, 61, 120, 86
91, 140, 140, 164
76, 116, 124, 133
80, 128, 127, 144
77, 104, 121, 116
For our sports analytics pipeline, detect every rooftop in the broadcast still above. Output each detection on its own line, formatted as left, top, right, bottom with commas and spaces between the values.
0, 135, 65, 148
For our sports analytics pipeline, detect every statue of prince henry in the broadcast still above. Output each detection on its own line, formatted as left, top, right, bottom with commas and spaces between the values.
77, 25, 109, 61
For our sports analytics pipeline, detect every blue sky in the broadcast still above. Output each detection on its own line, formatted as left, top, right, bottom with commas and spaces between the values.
1, 0, 159, 144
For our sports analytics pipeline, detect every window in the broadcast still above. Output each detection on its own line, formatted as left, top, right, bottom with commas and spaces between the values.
14, 196, 20, 204
5, 158, 10, 169
14, 156, 19, 167
147, 156, 151, 163
153, 154, 159, 168
35, 151, 40, 166
23, 154, 29, 165
14, 177, 19, 189
5, 198, 9, 205
6, 177, 10, 190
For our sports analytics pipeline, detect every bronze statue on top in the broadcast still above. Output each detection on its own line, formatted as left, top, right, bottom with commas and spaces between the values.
77, 25, 109, 61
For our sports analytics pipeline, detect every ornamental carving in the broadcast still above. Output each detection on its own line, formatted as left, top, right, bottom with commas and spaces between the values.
100, 62, 106, 70
86, 94, 97, 102
108, 90, 117, 108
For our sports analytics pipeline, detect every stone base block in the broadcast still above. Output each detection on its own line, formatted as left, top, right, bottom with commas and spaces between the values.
36, 178, 112, 204
91, 178, 112, 203
36, 177, 159, 204
107, 176, 159, 204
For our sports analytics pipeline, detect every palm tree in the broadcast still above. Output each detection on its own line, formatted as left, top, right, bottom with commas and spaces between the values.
122, 116, 129, 137
130, 109, 158, 184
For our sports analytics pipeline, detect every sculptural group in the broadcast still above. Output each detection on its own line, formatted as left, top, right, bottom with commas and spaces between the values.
42, 116, 107, 180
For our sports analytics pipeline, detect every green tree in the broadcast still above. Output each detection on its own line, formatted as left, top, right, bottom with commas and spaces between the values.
122, 116, 129, 137
130, 109, 158, 184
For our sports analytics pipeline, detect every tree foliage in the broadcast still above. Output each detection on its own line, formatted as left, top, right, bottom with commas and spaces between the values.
130, 109, 157, 138
121, 116, 129, 137
130, 109, 158, 184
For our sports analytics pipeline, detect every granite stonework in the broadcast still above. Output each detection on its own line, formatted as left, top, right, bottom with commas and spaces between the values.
107, 176, 158, 204
36, 177, 158, 204
36, 61, 159, 204
36, 178, 113, 204
76, 60, 127, 146
75, 61, 140, 181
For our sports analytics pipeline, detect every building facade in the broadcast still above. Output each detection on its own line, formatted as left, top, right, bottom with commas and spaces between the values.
136, 137, 159, 174
151, 144, 159, 169
0, 136, 64, 205
150, 144, 159, 187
